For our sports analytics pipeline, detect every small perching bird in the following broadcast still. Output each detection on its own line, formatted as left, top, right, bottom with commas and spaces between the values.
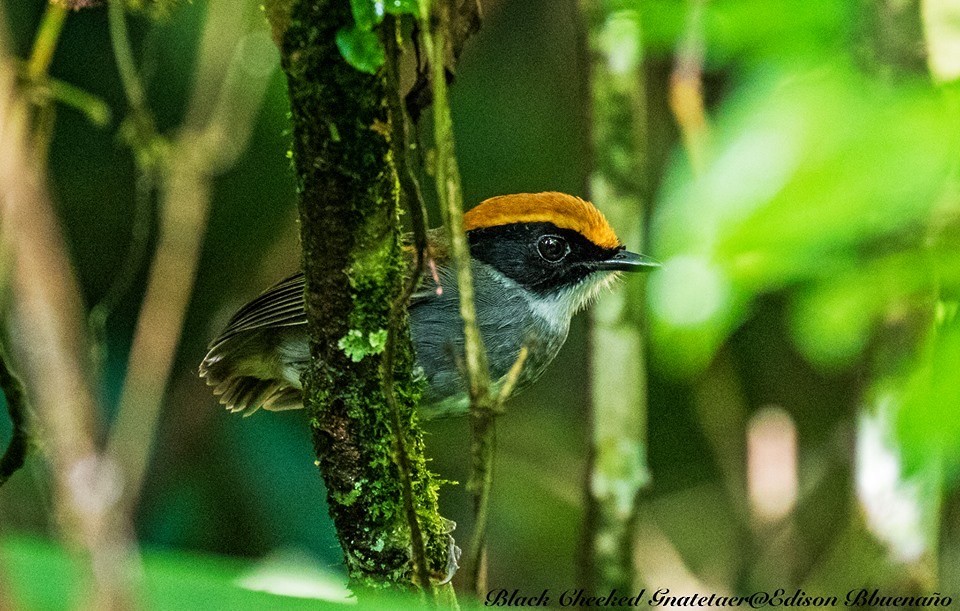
200, 192, 658, 418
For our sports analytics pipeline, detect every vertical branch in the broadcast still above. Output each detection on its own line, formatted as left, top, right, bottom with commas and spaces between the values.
265, 0, 451, 592
579, 1, 651, 595
423, 3, 491, 403
106, 0, 274, 513
107, 0, 149, 119
24, 3, 68, 82
24, 1, 68, 154
419, 0, 495, 595
0, 7, 140, 606
382, 15, 435, 597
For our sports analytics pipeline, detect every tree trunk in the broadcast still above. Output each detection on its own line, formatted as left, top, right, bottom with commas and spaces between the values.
266, 0, 451, 592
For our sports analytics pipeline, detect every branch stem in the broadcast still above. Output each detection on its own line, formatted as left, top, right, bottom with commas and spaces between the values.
25, 2, 67, 82
420, 0, 499, 596
107, 0, 148, 116
24, 1, 68, 154
579, 1, 651, 594
383, 15, 435, 599
467, 346, 529, 592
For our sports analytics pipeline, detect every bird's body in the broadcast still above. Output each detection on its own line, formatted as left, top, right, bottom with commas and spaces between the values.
411, 230, 589, 417
200, 193, 656, 418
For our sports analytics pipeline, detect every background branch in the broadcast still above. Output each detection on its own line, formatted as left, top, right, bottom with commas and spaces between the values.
22, 2, 68, 156
105, 0, 274, 516
0, 6, 140, 605
578, 0, 651, 595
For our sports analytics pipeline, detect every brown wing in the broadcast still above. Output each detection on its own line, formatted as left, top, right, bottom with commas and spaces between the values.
209, 272, 308, 348
199, 272, 308, 416
200, 230, 446, 415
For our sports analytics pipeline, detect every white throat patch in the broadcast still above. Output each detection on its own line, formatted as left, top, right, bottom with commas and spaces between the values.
527, 271, 622, 327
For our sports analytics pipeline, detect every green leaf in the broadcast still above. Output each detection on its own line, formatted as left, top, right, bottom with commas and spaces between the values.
789, 251, 939, 370
349, 0, 382, 30
638, 0, 855, 66
335, 26, 385, 75
338, 329, 388, 361
648, 63, 955, 375
897, 320, 960, 481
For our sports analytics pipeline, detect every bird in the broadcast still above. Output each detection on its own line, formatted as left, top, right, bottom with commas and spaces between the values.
199, 192, 658, 419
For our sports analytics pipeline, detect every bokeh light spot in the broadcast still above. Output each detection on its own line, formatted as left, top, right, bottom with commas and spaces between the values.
650, 255, 729, 327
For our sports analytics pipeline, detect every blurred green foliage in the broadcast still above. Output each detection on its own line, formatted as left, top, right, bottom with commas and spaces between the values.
2, 536, 324, 609
642, 0, 960, 589
1, 535, 484, 609
649, 67, 954, 373
645, 0, 960, 499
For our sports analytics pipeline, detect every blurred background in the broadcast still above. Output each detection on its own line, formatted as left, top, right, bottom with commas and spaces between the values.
2, 0, 960, 607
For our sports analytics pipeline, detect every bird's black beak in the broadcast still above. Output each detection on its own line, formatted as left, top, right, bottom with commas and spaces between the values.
595, 250, 660, 272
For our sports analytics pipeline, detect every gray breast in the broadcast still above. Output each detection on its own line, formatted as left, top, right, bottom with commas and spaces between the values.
411, 260, 570, 418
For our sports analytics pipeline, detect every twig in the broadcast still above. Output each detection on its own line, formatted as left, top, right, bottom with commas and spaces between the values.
25, 3, 67, 82
422, 2, 491, 406
15, 62, 112, 127
107, 0, 149, 116
420, 0, 500, 596
106, 0, 165, 169
24, 2, 68, 155
106, 0, 273, 512
466, 346, 529, 593
88, 170, 155, 374
497, 346, 529, 406
0, 342, 30, 487
382, 14, 435, 598
18, 2, 116, 136
89, 1, 158, 379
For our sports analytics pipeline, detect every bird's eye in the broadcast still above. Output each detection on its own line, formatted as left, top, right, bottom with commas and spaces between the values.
537, 235, 569, 262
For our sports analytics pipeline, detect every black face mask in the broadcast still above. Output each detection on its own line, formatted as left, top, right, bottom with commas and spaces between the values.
467, 222, 625, 295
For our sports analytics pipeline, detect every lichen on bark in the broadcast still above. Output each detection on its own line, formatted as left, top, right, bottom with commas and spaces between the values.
266, 0, 450, 591
579, 0, 651, 596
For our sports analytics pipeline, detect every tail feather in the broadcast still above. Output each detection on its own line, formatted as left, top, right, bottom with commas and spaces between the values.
199, 332, 304, 416
200, 273, 310, 416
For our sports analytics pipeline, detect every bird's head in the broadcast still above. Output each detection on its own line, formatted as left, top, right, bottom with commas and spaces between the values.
464, 192, 658, 319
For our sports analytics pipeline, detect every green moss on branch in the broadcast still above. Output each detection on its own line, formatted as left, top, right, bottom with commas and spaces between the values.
266, 0, 449, 591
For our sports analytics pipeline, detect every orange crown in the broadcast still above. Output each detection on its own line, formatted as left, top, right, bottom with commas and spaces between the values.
463, 192, 621, 249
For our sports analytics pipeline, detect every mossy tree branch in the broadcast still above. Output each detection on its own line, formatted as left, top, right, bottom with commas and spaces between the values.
265, 0, 451, 592
382, 14, 439, 596
579, 1, 651, 595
